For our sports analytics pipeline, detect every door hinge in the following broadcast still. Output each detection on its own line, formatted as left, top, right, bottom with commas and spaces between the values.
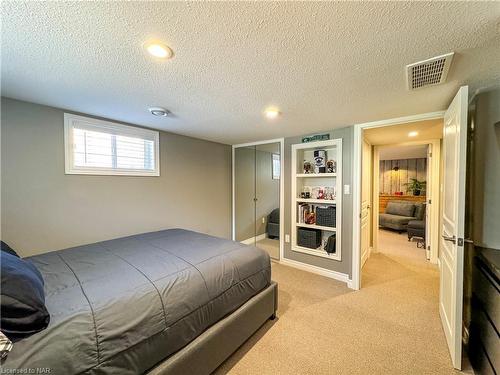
429, 152, 432, 157
428, 199, 432, 204
427, 245, 430, 250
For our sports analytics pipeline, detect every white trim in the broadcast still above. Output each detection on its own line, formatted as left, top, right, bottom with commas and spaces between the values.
279, 258, 350, 285
240, 233, 267, 245
372, 146, 380, 252
232, 138, 285, 261
361, 246, 372, 268
355, 111, 445, 130
352, 111, 445, 290
64, 113, 160, 177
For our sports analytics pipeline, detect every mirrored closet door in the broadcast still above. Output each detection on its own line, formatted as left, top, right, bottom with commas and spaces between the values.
234, 141, 281, 260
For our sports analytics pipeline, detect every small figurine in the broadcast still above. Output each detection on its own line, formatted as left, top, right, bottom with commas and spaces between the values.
303, 161, 312, 174
326, 160, 336, 173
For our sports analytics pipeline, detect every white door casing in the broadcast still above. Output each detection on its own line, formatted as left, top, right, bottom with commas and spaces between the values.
439, 86, 468, 370
361, 139, 372, 267
425, 144, 432, 260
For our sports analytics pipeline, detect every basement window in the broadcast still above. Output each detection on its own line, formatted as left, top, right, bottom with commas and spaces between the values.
64, 114, 160, 176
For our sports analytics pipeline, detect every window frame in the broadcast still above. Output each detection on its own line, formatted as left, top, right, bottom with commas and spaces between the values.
64, 113, 160, 176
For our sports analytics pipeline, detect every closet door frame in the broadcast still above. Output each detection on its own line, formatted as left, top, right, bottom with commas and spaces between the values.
232, 138, 284, 260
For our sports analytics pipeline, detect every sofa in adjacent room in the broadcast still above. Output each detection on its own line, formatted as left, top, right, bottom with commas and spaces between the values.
379, 201, 425, 233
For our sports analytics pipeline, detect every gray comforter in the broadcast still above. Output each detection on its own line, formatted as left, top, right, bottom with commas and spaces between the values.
3, 229, 271, 374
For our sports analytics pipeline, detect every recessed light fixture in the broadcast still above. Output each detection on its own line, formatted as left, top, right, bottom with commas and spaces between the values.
264, 107, 281, 120
145, 42, 173, 59
148, 107, 171, 117
408, 131, 418, 137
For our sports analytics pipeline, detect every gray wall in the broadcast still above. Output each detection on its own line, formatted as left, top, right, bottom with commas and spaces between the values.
235, 145, 279, 241
284, 127, 354, 276
1, 98, 232, 257
471, 87, 500, 249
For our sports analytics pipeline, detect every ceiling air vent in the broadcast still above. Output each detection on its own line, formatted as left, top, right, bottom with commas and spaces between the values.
406, 52, 454, 90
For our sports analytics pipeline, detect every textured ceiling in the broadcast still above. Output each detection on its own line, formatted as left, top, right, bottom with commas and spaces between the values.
379, 145, 428, 160
364, 118, 443, 145
2, 2, 499, 144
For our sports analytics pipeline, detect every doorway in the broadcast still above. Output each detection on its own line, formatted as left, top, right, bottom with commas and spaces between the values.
360, 120, 443, 269
232, 139, 284, 261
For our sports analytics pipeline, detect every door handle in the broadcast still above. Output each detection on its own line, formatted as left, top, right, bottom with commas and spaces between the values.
442, 234, 456, 244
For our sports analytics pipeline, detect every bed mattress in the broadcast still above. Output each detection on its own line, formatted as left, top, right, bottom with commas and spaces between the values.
2, 229, 271, 374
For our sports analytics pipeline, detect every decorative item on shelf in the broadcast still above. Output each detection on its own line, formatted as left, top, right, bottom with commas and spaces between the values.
298, 203, 313, 223
326, 160, 337, 173
311, 186, 321, 199
317, 188, 325, 200
305, 211, 316, 225
302, 133, 330, 143
325, 186, 335, 200
313, 150, 326, 173
303, 160, 312, 174
324, 234, 336, 254
300, 186, 312, 199
404, 178, 426, 196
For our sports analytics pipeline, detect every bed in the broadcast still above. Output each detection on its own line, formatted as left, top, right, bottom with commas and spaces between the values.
2, 229, 277, 374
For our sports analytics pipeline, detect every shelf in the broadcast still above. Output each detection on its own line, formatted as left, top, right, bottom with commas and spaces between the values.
295, 222, 336, 231
296, 173, 336, 178
292, 138, 342, 263
296, 198, 336, 204
292, 245, 340, 260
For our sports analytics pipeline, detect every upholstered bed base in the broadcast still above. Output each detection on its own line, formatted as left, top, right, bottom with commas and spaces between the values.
147, 281, 278, 375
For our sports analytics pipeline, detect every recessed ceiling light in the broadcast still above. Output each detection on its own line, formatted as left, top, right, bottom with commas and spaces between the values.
148, 107, 171, 117
264, 107, 281, 120
408, 131, 418, 137
145, 42, 173, 59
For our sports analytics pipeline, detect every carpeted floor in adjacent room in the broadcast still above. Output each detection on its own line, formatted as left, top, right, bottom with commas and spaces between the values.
215, 229, 470, 374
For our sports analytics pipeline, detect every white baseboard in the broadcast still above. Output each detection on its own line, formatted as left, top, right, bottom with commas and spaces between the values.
279, 257, 351, 287
240, 233, 267, 245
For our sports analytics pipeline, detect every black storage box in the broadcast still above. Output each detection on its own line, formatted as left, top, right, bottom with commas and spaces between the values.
298, 228, 322, 249
316, 206, 336, 227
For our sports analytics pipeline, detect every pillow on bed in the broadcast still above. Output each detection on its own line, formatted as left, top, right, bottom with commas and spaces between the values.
0, 251, 50, 341
1, 241, 18, 257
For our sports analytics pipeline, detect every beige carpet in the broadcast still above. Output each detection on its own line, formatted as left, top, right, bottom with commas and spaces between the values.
256, 238, 280, 260
214, 230, 469, 374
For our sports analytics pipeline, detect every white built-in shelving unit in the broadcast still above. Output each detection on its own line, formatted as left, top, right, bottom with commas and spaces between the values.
291, 139, 342, 260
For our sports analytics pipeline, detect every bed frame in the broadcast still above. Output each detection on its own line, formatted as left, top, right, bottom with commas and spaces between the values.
147, 282, 278, 375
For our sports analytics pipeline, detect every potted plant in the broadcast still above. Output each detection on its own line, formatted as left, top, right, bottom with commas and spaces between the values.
404, 178, 426, 196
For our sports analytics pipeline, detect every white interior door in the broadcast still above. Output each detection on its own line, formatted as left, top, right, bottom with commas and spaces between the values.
439, 86, 468, 370
361, 139, 372, 268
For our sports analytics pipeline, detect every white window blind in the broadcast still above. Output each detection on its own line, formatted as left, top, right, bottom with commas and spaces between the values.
64, 114, 160, 176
